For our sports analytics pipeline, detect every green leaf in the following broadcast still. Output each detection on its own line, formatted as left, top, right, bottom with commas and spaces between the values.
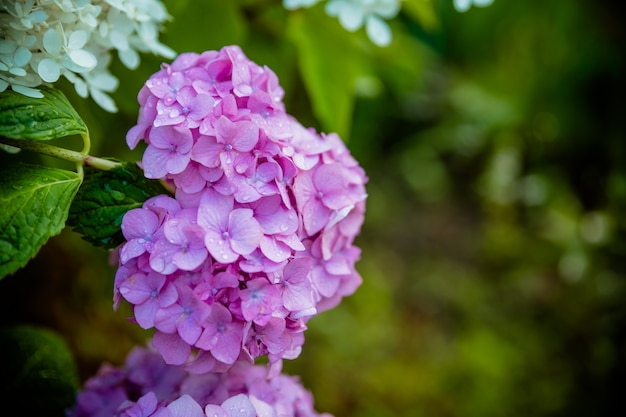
0, 86, 88, 141
0, 162, 82, 279
162, 0, 246, 52
68, 162, 168, 249
0, 325, 79, 413
403, 0, 440, 32
287, 7, 363, 140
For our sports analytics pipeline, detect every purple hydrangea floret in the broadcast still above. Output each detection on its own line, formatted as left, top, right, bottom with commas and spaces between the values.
67, 346, 332, 417
115, 45, 368, 373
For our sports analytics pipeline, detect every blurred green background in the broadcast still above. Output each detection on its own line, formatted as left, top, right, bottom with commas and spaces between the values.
1, 0, 625, 416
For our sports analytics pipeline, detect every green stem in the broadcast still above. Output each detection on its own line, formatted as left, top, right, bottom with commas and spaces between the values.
159, 178, 176, 195
0, 137, 121, 171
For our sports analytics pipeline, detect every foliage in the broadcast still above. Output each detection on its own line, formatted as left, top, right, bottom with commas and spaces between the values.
0, 162, 82, 278
67, 163, 168, 249
0, 87, 88, 278
0, 87, 88, 140
0, 325, 79, 414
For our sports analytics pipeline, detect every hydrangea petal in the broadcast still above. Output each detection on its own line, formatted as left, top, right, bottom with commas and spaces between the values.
366, 15, 392, 47
43, 29, 62, 55
165, 394, 205, 417
152, 331, 191, 365
221, 394, 256, 417
69, 49, 97, 69
36, 59, 60, 83
228, 209, 262, 255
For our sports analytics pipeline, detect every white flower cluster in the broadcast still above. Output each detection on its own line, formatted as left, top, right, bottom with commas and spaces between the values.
283, 0, 400, 47
284, 0, 496, 46
453, 0, 494, 13
0, 0, 175, 112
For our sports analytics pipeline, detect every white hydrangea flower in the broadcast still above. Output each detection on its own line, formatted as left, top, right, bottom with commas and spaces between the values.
453, 0, 494, 13
0, 0, 175, 111
284, 0, 400, 47
325, 0, 400, 47
283, 0, 323, 9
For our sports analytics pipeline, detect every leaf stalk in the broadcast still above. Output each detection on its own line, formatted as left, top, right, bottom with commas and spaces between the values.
0, 137, 121, 171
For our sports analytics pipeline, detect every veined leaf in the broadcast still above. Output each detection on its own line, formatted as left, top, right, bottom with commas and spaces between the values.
0, 162, 82, 279
0, 87, 88, 141
68, 162, 168, 249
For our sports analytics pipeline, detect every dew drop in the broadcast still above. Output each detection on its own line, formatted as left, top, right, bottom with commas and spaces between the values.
110, 190, 126, 201
11, 184, 23, 190
221, 254, 228, 260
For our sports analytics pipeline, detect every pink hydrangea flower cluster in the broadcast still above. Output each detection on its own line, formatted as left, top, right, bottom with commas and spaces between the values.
67, 346, 331, 417
115, 45, 367, 373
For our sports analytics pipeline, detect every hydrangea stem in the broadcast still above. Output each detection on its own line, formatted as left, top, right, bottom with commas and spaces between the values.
0, 137, 121, 171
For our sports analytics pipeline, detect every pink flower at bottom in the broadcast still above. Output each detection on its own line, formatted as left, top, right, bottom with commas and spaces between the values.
68, 345, 332, 417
